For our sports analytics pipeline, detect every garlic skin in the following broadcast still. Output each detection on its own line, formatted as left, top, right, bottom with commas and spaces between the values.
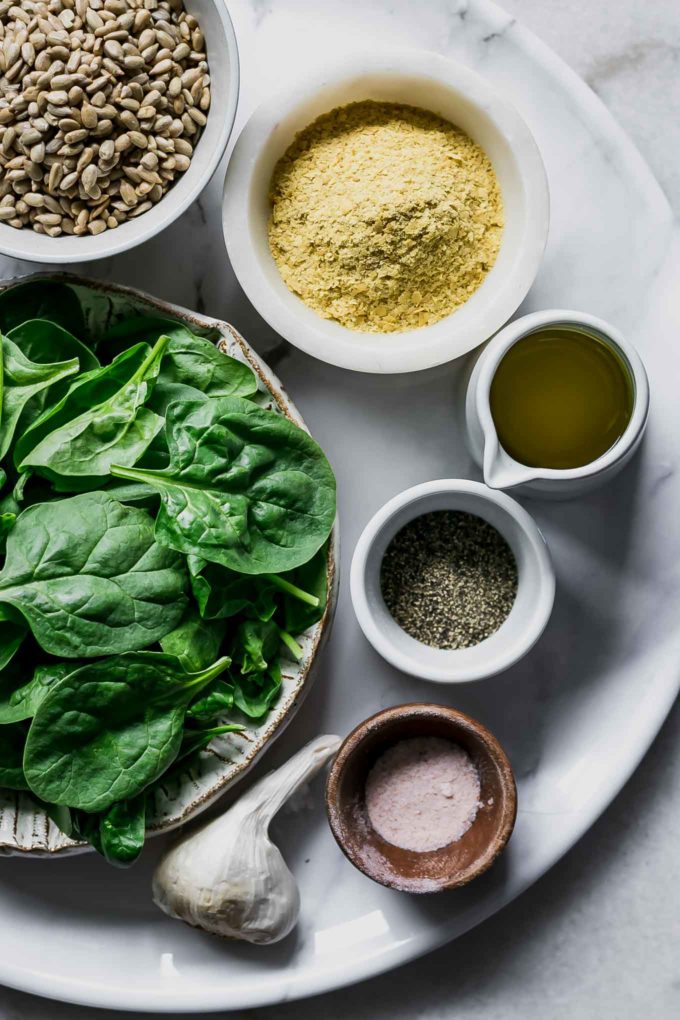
152, 734, 341, 944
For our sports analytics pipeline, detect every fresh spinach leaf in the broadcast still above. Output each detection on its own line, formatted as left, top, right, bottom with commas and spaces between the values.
147, 718, 243, 792
0, 613, 27, 671
102, 316, 257, 399
99, 795, 146, 867
14, 342, 157, 468
175, 722, 244, 762
279, 543, 329, 634
0, 511, 15, 554
233, 661, 282, 721
0, 335, 80, 458
146, 379, 207, 417
188, 556, 277, 622
99, 315, 198, 359
0, 488, 18, 514
0, 722, 29, 790
111, 396, 336, 575
101, 479, 159, 509
0, 660, 76, 724
18, 335, 168, 488
0, 492, 187, 657
8, 319, 99, 373
233, 619, 280, 676
186, 679, 234, 723
69, 808, 102, 850
160, 606, 224, 672
24, 652, 231, 812
229, 618, 284, 720
0, 280, 85, 337
161, 334, 258, 399
44, 800, 75, 838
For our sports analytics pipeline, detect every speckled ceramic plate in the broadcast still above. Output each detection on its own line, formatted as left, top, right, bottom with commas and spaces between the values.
0, 273, 337, 857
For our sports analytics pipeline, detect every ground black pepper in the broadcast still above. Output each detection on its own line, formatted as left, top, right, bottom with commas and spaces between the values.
380, 511, 518, 649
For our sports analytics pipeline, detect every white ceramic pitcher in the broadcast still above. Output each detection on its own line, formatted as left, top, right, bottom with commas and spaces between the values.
465, 310, 650, 499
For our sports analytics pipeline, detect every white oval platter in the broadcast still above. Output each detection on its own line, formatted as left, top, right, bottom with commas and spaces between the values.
0, 0, 677, 1011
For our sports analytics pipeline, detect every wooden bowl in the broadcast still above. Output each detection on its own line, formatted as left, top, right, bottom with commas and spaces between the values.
325, 703, 517, 893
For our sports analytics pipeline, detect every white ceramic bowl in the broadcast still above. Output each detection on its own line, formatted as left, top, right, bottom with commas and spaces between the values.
0, 0, 239, 264
350, 480, 555, 683
223, 49, 549, 374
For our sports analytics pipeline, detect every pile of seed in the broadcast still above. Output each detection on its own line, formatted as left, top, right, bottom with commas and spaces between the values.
0, 0, 210, 237
380, 511, 518, 650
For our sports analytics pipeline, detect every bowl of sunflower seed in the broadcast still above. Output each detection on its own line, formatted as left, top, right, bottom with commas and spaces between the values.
0, 0, 238, 262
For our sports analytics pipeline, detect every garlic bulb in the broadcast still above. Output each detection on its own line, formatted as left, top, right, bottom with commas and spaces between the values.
152, 734, 341, 944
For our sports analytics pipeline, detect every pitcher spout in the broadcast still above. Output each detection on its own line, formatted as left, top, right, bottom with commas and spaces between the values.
483, 434, 541, 490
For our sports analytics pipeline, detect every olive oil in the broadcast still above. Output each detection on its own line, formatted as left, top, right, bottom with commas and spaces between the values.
489, 326, 634, 470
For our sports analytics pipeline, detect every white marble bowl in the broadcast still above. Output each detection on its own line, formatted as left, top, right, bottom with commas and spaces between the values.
350, 479, 555, 683
0, 273, 337, 856
223, 49, 549, 373
0, 0, 239, 264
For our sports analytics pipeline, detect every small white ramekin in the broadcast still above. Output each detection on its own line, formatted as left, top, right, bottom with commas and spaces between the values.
350, 479, 555, 683
223, 49, 549, 374
0, 0, 239, 264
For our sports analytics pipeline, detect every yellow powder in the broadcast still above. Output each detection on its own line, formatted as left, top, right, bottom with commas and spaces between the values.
268, 101, 504, 334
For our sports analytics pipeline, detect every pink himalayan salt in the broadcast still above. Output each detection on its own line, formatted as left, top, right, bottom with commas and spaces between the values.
365, 736, 481, 852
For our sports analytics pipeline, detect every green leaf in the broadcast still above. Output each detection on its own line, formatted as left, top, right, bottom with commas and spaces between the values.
102, 316, 258, 399
24, 652, 231, 812
111, 396, 336, 575
279, 543, 329, 634
0, 492, 188, 657
0, 281, 85, 337
99, 315, 200, 359
99, 795, 146, 867
0, 615, 27, 671
233, 661, 282, 720
0, 660, 76, 724
44, 801, 75, 838
8, 319, 99, 373
0, 722, 29, 790
188, 555, 277, 622
0, 335, 80, 459
0, 511, 16, 556
101, 479, 159, 509
17, 336, 168, 489
175, 723, 244, 762
229, 618, 283, 720
186, 679, 234, 723
161, 334, 258, 399
13, 344, 143, 467
160, 607, 225, 672
146, 379, 208, 417
233, 618, 280, 675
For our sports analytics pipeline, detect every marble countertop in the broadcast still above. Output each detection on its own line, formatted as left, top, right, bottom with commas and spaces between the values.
0, 0, 678, 1017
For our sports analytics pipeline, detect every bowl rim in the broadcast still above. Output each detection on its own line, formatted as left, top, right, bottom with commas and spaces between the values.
222, 47, 550, 374
0, 0, 240, 264
349, 478, 555, 682
325, 702, 518, 892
